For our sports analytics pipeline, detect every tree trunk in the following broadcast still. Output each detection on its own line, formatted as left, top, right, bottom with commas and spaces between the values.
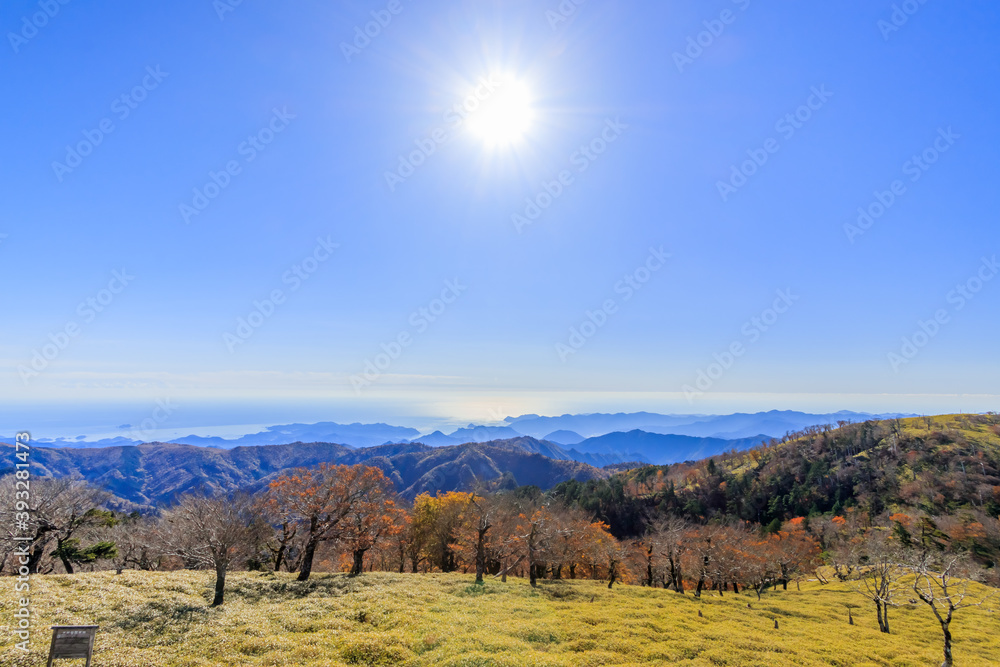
212, 561, 227, 606
695, 555, 709, 598
273, 543, 286, 572
940, 621, 953, 667
57, 543, 75, 575
297, 538, 318, 582
475, 527, 488, 584
528, 531, 537, 588
350, 548, 366, 576
27, 533, 52, 575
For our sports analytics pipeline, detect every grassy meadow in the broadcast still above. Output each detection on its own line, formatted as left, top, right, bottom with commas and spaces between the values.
1, 571, 998, 666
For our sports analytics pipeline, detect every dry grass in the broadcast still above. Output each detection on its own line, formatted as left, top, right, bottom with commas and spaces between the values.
1, 570, 998, 666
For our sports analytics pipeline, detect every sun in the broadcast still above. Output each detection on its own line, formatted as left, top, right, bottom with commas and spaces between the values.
464, 76, 534, 149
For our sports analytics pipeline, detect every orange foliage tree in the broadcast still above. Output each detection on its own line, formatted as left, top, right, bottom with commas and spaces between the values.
267, 463, 394, 581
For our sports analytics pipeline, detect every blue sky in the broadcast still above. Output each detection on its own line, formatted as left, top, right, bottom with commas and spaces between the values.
2, 0, 998, 435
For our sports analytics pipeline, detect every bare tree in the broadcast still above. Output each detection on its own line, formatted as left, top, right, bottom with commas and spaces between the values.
649, 516, 688, 593
909, 550, 997, 666
2, 478, 111, 574
853, 532, 904, 633
159, 493, 268, 606
104, 512, 161, 573
464, 494, 494, 584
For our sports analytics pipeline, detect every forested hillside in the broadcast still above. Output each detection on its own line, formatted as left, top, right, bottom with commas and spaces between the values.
552, 414, 1000, 564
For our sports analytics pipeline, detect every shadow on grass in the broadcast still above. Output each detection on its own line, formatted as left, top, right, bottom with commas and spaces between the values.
113, 600, 209, 633
226, 572, 375, 603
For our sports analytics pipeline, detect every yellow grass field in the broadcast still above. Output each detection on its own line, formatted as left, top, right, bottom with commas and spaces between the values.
1, 571, 998, 666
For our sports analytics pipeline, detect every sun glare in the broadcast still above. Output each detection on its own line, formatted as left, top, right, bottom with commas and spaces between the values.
464, 76, 534, 149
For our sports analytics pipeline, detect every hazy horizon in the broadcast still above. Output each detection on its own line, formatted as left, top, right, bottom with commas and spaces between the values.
2, 396, 990, 443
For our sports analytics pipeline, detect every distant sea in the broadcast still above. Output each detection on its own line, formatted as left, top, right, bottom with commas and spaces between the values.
0, 400, 441, 442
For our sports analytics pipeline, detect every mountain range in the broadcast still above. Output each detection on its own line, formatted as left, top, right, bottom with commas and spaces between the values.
0, 437, 609, 505
17, 410, 911, 454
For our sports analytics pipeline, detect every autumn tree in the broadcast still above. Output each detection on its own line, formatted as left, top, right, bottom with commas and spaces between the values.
414, 491, 471, 573
595, 524, 625, 589
404, 507, 432, 573
577, 519, 618, 584
504, 493, 560, 587
684, 524, 733, 598
770, 526, 821, 590
459, 494, 500, 583
159, 493, 268, 606
338, 472, 403, 575
480, 494, 523, 582
267, 463, 393, 581
258, 493, 305, 573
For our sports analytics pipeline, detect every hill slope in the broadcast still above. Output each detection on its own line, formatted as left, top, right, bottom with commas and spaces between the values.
2, 571, 997, 666
554, 414, 1000, 545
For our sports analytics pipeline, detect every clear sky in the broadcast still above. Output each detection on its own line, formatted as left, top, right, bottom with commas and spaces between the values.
2, 0, 998, 435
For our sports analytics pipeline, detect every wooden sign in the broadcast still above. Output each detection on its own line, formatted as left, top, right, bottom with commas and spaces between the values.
47, 625, 98, 667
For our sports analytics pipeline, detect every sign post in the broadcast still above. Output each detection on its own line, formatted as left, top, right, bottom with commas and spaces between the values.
47, 625, 98, 667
